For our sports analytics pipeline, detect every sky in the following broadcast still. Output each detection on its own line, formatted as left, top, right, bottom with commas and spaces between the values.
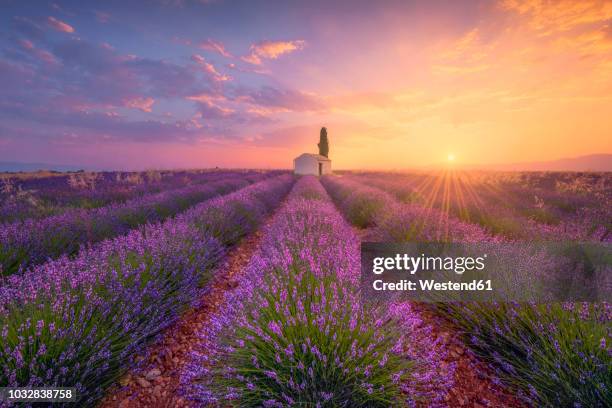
0, 0, 611, 170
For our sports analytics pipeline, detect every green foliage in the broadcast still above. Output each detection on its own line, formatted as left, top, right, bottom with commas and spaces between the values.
521, 208, 561, 225
318, 127, 329, 158
214, 266, 411, 407
437, 302, 612, 407
469, 211, 525, 238
344, 193, 387, 228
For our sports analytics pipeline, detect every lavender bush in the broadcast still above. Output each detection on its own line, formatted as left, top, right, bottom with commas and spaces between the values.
182, 176, 454, 407
322, 174, 612, 407
441, 301, 611, 407
0, 172, 272, 276
351, 172, 610, 242
0, 175, 294, 405
322, 176, 496, 242
320, 176, 393, 228
0, 170, 279, 222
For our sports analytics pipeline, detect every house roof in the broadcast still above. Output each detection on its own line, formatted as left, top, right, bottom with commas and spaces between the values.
294, 153, 331, 161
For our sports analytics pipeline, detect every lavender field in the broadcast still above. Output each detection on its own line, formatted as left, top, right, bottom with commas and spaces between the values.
0, 170, 610, 407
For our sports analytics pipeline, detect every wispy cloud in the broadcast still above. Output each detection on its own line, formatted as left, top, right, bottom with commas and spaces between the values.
47, 16, 75, 33
17, 39, 57, 65
172, 37, 232, 58
0, 29, 316, 149
500, 0, 612, 35
0, 102, 205, 144
124, 97, 155, 112
191, 54, 230, 81
231, 85, 324, 112
197, 38, 232, 57
242, 40, 305, 65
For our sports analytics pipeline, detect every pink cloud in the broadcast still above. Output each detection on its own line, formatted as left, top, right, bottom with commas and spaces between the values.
187, 93, 226, 104
18, 39, 34, 50
47, 16, 75, 33
194, 99, 235, 118
191, 54, 230, 81
124, 97, 155, 112
172, 37, 232, 58
241, 40, 305, 65
18, 38, 57, 64
197, 38, 232, 57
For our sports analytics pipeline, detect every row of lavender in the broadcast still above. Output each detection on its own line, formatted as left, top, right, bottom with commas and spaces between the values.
0, 170, 266, 217
345, 172, 611, 300
180, 176, 454, 407
348, 171, 610, 242
321, 175, 611, 407
0, 170, 209, 203
344, 170, 611, 219
0, 171, 275, 277
0, 169, 279, 222
0, 170, 200, 222
0, 174, 294, 405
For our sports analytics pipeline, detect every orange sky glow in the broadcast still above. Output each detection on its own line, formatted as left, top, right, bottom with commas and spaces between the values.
266, 0, 612, 170
1, 0, 611, 170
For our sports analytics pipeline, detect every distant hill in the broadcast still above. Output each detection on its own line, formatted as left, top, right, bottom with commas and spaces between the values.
0, 161, 85, 172
488, 154, 612, 172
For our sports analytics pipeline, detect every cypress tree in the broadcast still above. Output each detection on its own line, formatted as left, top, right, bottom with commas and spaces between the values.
318, 127, 329, 157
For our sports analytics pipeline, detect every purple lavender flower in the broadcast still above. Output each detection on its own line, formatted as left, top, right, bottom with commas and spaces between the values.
0, 174, 294, 404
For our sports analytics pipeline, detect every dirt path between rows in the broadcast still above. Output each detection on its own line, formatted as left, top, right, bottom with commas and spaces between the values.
100, 207, 525, 408
412, 303, 526, 407
99, 222, 271, 408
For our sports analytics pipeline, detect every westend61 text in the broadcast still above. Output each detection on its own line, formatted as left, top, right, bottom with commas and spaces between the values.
372, 279, 493, 291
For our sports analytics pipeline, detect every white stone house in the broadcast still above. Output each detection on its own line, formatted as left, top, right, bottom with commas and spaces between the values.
293, 153, 332, 176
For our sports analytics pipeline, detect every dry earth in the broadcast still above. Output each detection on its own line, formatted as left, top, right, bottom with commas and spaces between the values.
413, 303, 526, 407
100, 211, 525, 408
99, 226, 268, 408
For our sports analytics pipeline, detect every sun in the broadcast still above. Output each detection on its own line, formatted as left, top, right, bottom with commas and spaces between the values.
447, 153, 456, 162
